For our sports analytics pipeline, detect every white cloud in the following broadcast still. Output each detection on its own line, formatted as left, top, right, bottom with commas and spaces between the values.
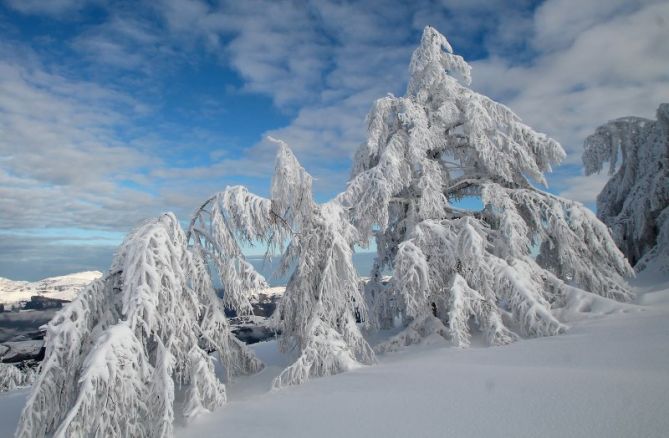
0, 41, 165, 230
3, 0, 92, 17
147, 0, 668, 204
72, 16, 163, 70
2, 0, 667, 277
532, 0, 661, 50
558, 173, 610, 204
470, 0, 669, 203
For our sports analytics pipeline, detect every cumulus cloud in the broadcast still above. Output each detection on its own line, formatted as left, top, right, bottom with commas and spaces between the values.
0, 42, 163, 230
558, 173, 610, 205
0, 232, 115, 281
472, 0, 669, 168
3, 0, 92, 17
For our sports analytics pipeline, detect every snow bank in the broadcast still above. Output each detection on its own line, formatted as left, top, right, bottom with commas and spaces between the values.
176, 270, 669, 438
0, 273, 667, 437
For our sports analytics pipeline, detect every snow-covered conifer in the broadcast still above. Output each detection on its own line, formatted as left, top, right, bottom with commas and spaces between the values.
16, 212, 263, 437
270, 139, 374, 388
14, 135, 376, 436
583, 103, 669, 271
0, 363, 36, 392
184, 139, 374, 388
341, 26, 633, 351
185, 139, 373, 388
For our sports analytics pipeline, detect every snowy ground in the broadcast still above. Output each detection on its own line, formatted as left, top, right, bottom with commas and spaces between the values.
0, 270, 667, 437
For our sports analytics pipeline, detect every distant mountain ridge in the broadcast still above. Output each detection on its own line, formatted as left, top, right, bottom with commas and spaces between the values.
0, 271, 103, 306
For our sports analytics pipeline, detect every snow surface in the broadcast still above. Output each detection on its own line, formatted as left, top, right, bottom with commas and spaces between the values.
0, 271, 667, 437
181, 270, 669, 438
0, 271, 102, 306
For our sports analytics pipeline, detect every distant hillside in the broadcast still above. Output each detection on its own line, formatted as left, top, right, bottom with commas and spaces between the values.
0, 271, 103, 306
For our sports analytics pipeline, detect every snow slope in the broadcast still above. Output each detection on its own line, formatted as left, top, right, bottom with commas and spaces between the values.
0, 272, 667, 437
0, 272, 102, 305
178, 270, 669, 438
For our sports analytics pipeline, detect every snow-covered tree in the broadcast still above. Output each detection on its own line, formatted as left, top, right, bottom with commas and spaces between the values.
583, 103, 669, 272
340, 26, 633, 351
0, 363, 36, 392
188, 138, 374, 388
269, 139, 374, 388
15, 133, 378, 437
16, 212, 263, 438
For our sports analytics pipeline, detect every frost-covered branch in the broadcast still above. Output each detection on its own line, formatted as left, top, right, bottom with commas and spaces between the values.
188, 184, 291, 316
583, 104, 669, 270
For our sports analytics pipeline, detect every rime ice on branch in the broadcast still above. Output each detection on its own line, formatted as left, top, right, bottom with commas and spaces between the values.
583, 103, 669, 272
340, 26, 633, 351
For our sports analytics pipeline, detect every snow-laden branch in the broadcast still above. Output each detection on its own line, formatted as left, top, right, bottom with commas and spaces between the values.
583, 103, 669, 270
188, 185, 291, 316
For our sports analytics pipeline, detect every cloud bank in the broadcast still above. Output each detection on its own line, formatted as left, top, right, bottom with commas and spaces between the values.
1, 0, 667, 278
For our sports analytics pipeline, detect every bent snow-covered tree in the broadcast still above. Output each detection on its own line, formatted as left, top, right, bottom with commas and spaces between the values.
16, 138, 372, 436
340, 26, 633, 351
583, 103, 669, 272
269, 139, 374, 388
187, 138, 374, 388
0, 363, 36, 393
17, 212, 263, 438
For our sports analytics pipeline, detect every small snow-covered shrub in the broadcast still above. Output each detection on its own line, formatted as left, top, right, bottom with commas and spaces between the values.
0, 363, 36, 392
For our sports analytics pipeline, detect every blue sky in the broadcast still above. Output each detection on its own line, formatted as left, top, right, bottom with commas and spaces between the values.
1, 0, 667, 280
